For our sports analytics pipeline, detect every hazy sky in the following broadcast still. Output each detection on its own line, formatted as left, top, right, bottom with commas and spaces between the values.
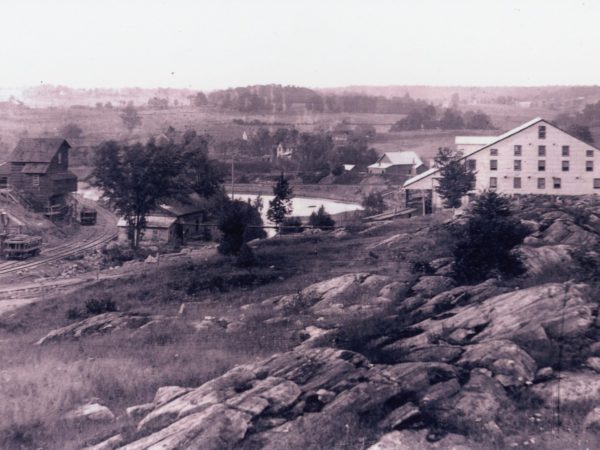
1, 0, 599, 90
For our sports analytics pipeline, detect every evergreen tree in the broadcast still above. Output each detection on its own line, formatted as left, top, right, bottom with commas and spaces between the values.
267, 173, 293, 230
309, 205, 336, 230
450, 191, 529, 284
434, 147, 476, 209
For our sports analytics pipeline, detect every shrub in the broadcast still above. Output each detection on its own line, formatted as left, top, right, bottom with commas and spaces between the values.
236, 244, 256, 267
280, 216, 304, 234
362, 192, 386, 215
85, 297, 117, 315
449, 191, 529, 284
309, 206, 336, 230
217, 199, 266, 255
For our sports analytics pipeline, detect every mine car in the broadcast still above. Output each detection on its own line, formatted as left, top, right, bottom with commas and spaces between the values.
3, 234, 42, 259
79, 207, 97, 226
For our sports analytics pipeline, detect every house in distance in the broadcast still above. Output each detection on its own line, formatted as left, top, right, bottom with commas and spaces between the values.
368, 151, 427, 178
404, 117, 600, 210
0, 138, 78, 213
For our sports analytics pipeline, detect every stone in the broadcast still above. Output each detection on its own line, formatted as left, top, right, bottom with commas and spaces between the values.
378, 402, 421, 430
379, 282, 409, 301
64, 403, 115, 423
535, 367, 554, 382
368, 429, 476, 450
126, 403, 154, 421
586, 357, 600, 373
402, 345, 464, 364
584, 406, 600, 432
36, 313, 152, 344
517, 245, 572, 276
458, 340, 536, 387
83, 434, 124, 450
531, 372, 600, 407
154, 386, 191, 407
411, 276, 454, 298
120, 404, 251, 450
590, 341, 600, 356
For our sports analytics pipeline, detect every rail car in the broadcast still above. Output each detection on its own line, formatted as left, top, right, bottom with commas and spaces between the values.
79, 207, 97, 226
3, 235, 42, 259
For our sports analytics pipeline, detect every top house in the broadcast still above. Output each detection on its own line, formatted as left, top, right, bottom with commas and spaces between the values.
368, 151, 427, 177
404, 117, 600, 210
0, 138, 78, 211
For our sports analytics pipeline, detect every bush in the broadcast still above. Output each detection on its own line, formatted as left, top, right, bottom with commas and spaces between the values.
85, 297, 117, 315
217, 199, 266, 255
309, 206, 336, 230
449, 191, 529, 284
236, 244, 256, 267
280, 216, 304, 234
362, 192, 386, 215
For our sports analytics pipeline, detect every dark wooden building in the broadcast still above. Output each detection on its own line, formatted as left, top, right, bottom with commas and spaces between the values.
0, 138, 78, 211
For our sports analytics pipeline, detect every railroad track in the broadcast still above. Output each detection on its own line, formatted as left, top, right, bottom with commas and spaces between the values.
0, 204, 118, 276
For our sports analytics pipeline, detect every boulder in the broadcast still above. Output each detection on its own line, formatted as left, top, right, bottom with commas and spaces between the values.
411, 276, 454, 298
379, 282, 409, 301
154, 386, 192, 407
126, 403, 154, 421
378, 402, 421, 430
64, 403, 114, 423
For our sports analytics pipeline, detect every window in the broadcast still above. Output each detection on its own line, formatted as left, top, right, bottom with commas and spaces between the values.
467, 159, 476, 171
562, 145, 570, 156
152, 229, 159, 240
538, 145, 546, 156
538, 125, 546, 139
32, 175, 39, 186
57, 151, 62, 165
490, 148, 498, 156
514, 145, 522, 156
538, 178, 546, 189
587, 150, 594, 158
490, 177, 497, 189
490, 160, 498, 171
538, 160, 546, 171
0, 176, 7, 188
514, 160, 522, 171
562, 160, 570, 172
587, 161, 594, 172
513, 177, 522, 189
553, 178, 561, 189
595, 179, 600, 189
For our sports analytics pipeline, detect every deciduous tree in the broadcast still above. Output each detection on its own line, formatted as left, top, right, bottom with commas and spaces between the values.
434, 147, 476, 209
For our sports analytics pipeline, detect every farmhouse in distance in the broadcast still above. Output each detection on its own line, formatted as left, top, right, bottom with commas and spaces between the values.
404, 117, 600, 209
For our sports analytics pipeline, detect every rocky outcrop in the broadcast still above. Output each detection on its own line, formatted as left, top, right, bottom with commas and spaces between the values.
518, 244, 572, 276
36, 313, 152, 345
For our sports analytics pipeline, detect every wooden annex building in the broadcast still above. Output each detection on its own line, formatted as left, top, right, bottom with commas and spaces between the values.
0, 138, 78, 212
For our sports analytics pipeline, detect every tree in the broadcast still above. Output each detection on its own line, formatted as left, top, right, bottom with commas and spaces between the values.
449, 191, 529, 284
567, 124, 594, 144
120, 102, 142, 133
175, 131, 224, 199
309, 205, 335, 230
438, 108, 465, 130
267, 173, 293, 230
362, 192, 386, 215
434, 147, 476, 209
217, 199, 266, 255
59, 123, 83, 139
191, 92, 208, 107
92, 140, 181, 248
464, 111, 494, 130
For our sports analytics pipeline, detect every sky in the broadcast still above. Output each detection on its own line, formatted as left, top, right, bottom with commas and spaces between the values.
1, 0, 599, 90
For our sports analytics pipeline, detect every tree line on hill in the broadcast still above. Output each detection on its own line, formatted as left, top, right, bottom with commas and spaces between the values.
205, 84, 440, 115
554, 100, 600, 144
390, 107, 495, 131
